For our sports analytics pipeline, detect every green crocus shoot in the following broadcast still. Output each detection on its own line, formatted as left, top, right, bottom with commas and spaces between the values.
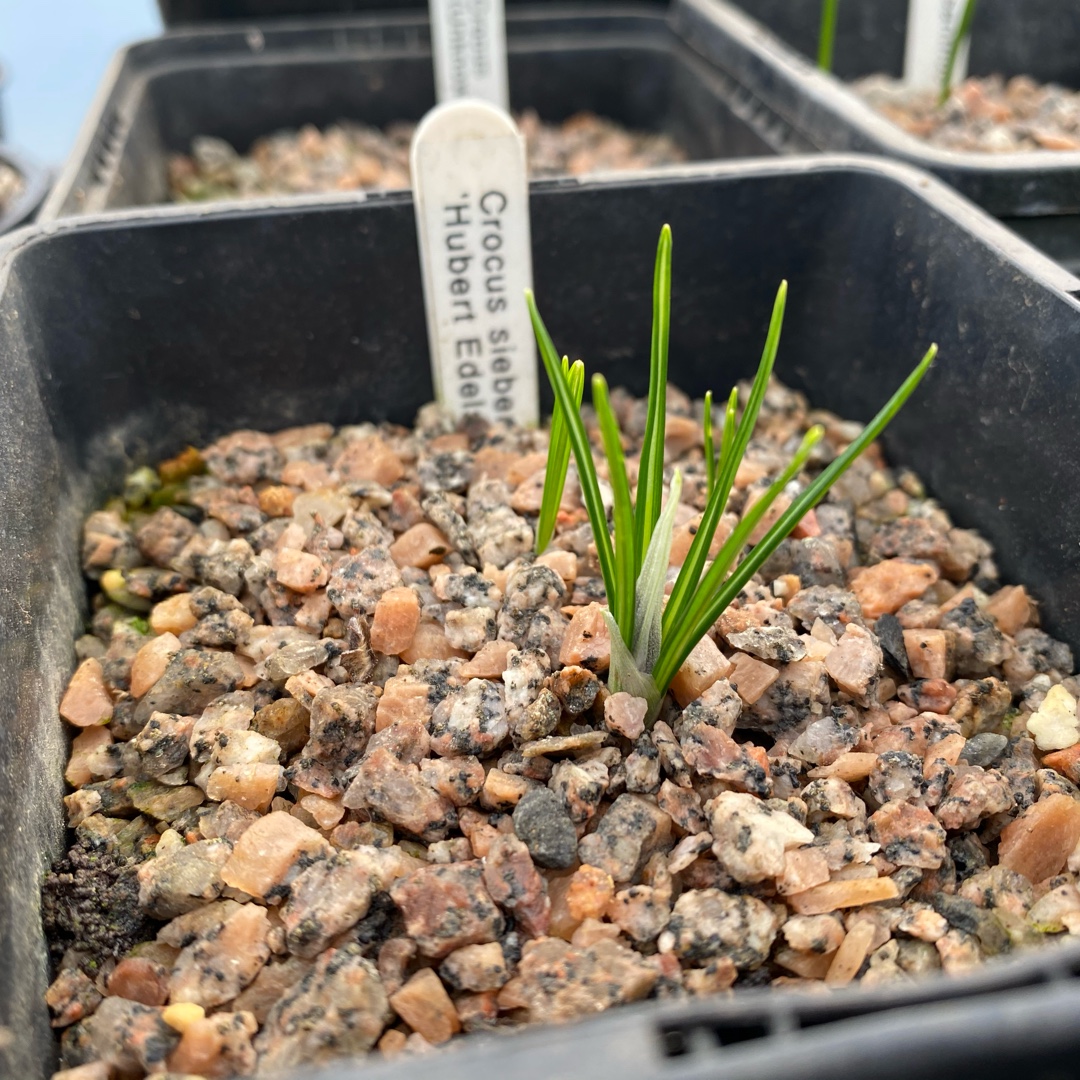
535, 356, 585, 555
818, 0, 841, 72
526, 226, 936, 722
940, 0, 979, 106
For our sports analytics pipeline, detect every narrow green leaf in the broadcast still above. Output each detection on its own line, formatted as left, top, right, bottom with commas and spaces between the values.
663, 426, 824, 676
655, 344, 938, 690
818, 0, 840, 71
703, 390, 715, 500
705, 385, 739, 512
662, 282, 787, 643
634, 224, 673, 573
720, 386, 738, 486
535, 357, 585, 555
526, 291, 618, 606
633, 469, 683, 675
593, 374, 637, 642
603, 609, 662, 720
939, 0, 978, 106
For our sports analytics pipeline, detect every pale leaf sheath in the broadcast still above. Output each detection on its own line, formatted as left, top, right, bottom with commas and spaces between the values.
603, 609, 661, 716
633, 469, 683, 675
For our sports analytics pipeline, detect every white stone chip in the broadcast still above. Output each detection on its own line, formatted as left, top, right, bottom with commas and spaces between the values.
1027, 684, 1080, 751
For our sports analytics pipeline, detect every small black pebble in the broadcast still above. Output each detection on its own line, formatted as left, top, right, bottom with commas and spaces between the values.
876, 613, 911, 679
512, 788, 578, 869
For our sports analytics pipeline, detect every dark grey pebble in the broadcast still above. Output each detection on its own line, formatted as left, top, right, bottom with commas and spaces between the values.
959, 732, 1009, 768
511, 787, 578, 869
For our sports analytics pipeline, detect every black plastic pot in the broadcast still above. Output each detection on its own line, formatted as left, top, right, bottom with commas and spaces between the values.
4, 155, 1080, 1080
0, 146, 48, 234
676, 0, 1080, 272
725, 0, 1080, 85
41, 5, 806, 220
157, 0, 669, 25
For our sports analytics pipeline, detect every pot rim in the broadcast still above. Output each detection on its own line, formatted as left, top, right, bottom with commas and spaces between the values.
8, 151, 1080, 1074
16, 155, 1080, 300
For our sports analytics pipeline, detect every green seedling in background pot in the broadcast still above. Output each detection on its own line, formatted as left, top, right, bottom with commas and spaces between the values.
819, 0, 977, 104
818, 0, 841, 71
940, 0, 979, 106
526, 225, 937, 723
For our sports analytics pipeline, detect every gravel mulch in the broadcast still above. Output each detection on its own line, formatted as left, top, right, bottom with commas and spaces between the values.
854, 74, 1080, 153
168, 111, 687, 203
45, 379, 1080, 1078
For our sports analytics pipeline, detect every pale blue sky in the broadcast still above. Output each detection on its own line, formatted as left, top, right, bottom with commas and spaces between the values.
1, 0, 162, 166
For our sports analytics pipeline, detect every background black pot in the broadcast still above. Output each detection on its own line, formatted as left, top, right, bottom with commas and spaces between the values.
4, 155, 1080, 1080
725, 0, 1078, 85
40, 5, 809, 220
0, 145, 48, 234
677, 0, 1080, 272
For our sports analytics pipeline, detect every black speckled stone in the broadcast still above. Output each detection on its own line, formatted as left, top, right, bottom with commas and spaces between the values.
512, 787, 578, 869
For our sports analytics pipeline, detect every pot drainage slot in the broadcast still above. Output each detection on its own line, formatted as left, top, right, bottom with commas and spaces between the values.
91, 110, 125, 187
659, 1018, 772, 1057
710, 1020, 771, 1045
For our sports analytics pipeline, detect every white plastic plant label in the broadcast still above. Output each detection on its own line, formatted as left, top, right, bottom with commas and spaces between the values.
428, 0, 510, 110
411, 100, 539, 427
903, 0, 971, 90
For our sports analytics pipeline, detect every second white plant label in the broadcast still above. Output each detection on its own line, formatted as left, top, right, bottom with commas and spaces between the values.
429, 0, 510, 110
411, 100, 539, 428
903, 0, 971, 90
